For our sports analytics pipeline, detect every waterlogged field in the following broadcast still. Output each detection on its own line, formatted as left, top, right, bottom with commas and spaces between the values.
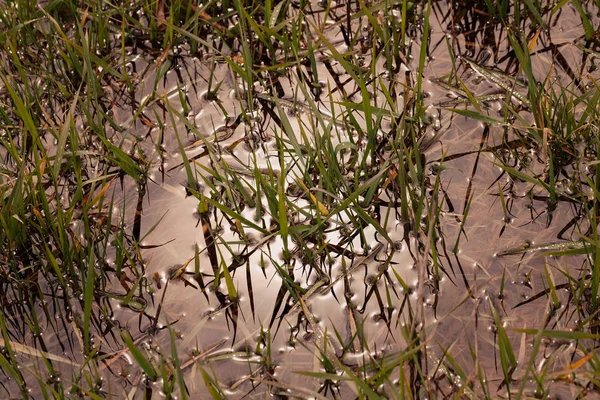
1, 0, 600, 398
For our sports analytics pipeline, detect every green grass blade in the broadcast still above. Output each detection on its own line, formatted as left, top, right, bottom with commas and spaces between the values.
120, 331, 157, 381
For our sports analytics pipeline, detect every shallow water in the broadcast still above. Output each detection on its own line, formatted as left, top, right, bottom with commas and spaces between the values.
3, 0, 600, 398
94, 14, 430, 396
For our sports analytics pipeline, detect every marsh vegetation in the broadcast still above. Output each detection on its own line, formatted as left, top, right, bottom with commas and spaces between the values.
1, 0, 600, 398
